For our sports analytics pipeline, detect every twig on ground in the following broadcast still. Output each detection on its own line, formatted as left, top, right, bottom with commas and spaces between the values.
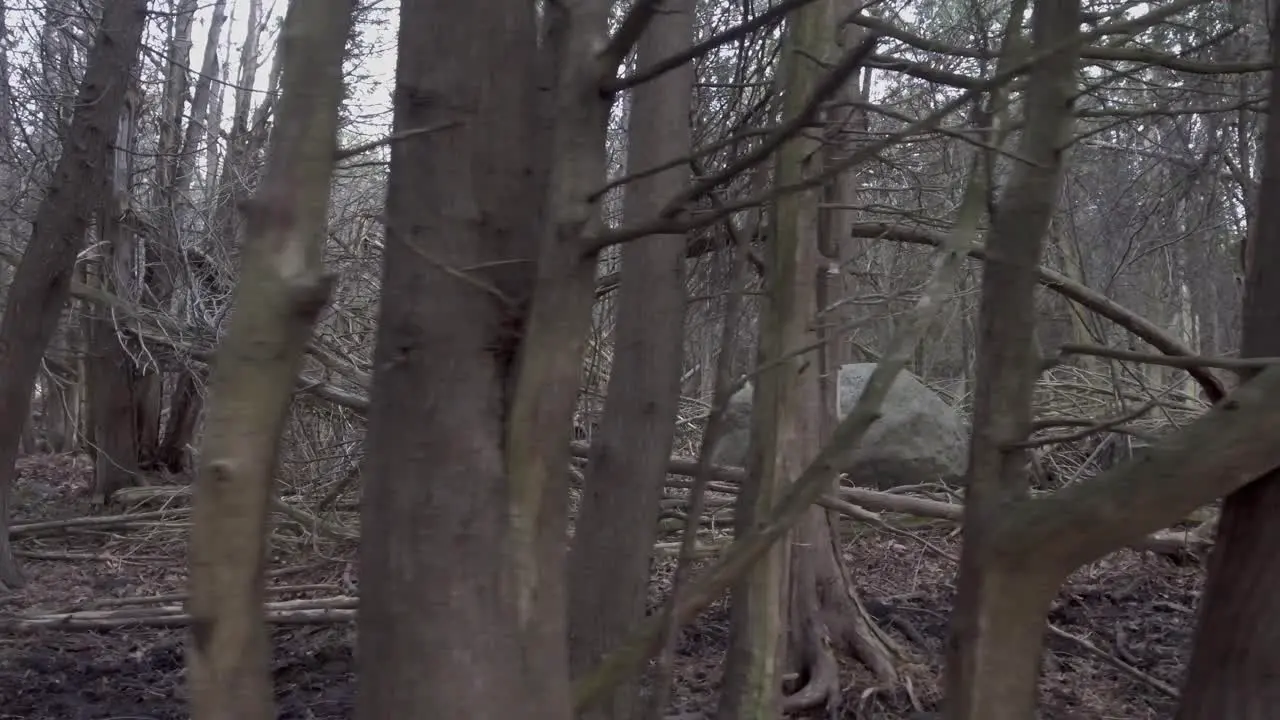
1046, 622, 1178, 698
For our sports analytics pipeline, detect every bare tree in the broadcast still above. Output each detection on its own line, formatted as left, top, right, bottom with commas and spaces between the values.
566, 0, 696, 717
184, 2, 355, 719
943, 0, 1083, 715
0, 0, 149, 590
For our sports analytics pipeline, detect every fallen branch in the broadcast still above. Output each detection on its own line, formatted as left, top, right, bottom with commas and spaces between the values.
1052, 343, 1280, 373
0, 596, 358, 632
85, 584, 340, 610
113, 485, 358, 540
1046, 622, 1178, 698
623, 445, 1213, 558
10, 509, 188, 537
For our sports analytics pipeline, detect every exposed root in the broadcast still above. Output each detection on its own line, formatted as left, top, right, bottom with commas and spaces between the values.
842, 588, 902, 686
782, 619, 841, 713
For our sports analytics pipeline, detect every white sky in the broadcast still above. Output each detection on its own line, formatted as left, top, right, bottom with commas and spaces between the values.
188, 0, 399, 141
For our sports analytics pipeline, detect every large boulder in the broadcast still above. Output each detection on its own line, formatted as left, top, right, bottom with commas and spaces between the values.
710, 364, 969, 489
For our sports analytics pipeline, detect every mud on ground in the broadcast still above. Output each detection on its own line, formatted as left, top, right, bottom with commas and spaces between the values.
0, 454, 1200, 719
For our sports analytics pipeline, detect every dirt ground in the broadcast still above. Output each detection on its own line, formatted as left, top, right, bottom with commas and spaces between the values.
0, 454, 1200, 719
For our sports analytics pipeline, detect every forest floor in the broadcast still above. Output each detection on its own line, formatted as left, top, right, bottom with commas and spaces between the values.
0, 453, 1200, 719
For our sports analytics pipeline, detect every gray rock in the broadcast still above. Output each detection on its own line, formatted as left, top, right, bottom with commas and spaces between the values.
710, 364, 969, 489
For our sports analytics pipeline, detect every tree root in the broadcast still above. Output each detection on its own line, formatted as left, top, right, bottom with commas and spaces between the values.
782, 618, 841, 713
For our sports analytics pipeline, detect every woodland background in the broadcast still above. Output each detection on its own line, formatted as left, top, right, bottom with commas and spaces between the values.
0, 0, 1274, 718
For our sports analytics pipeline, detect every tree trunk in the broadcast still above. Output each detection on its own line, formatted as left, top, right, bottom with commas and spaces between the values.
566, 0, 695, 717
1176, 11, 1280, 717
354, 0, 545, 716
797, 4, 903, 709
157, 369, 202, 472
184, 3, 353, 719
943, 1, 1082, 717
716, 3, 836, 715
137, 0, 199, 470
499, 0, 617, 713
716, 3, 897, 716
88, 84, 143, 504
0, 0, 148, 591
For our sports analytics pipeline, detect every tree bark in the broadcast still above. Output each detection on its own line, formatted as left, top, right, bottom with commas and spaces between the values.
157, 370, 202, 472
0, 0, 148, 590
792, 3, 901, 711
87, 84, 143, 503
354, 0, 545, 716
184, 3, 354, 720
498, 0, 621, 714
1176, 10, 1280, 718
942, 1, 1083, 717
565, 0, 695, 717
139, 0, 200, 470
716, 4, 835, 715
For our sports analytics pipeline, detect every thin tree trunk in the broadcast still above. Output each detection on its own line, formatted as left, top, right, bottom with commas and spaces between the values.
566, 0, 695, 717
87, 85, 143, 503
716, 3, 835, 714
1176, 11, 1280, 717
792, 4, 901, 709
943, 0, 1081, 717
184, 3, 354, 719
500, 0, 618, 713
0, 0, 148, 591
139, 0, 199, 469
158, 369, 202, 471
154, 0, 225, 468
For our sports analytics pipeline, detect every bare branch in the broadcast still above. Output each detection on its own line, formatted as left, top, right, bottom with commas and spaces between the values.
596, 0, 663, 79
604, 0, 821, 94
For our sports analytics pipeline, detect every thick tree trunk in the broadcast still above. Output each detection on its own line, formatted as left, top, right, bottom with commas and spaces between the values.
1176, 12, 1280, 718
354, 0, 544, 716
146, 0, 207, 475
0, 0, 148, 590
184, 4, 353, 719
565, 0, 695, 717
